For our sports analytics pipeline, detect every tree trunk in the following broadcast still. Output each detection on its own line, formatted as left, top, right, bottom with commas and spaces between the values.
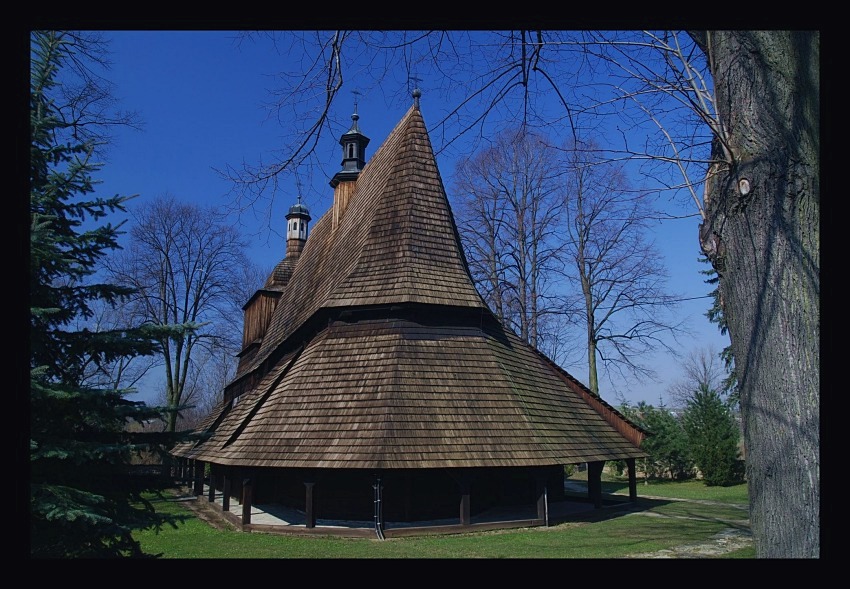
697, 31, 819, 558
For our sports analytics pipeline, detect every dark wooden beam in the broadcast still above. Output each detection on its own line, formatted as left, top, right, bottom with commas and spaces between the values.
208, 469, 216, 503
404, 473, 412, 521
627, 458, 638, 502
222, 474, 231, 512
536, 475, 548, 525
459, 478, 471, 526
242, 478, 253, 525
588, 461, 604, 508
193, 461, 204, 497
304, 482, 316, 529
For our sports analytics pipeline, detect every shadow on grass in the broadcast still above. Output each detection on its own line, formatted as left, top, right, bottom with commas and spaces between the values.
555, 490, 676, 525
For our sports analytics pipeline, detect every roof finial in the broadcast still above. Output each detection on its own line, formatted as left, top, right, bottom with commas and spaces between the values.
294, 174, 303, 203
351, 89, 361, 127
410, 76, 422, 109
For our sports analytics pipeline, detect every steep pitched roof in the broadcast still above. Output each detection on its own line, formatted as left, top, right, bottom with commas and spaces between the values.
174, 103, 646, 467
236, 106, 486, 381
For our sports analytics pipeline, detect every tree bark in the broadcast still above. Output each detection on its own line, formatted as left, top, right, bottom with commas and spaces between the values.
697, 31, 819, 558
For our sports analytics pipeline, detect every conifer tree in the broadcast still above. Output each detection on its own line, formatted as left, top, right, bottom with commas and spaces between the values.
617, 401, 694, 481
30, 30, 188, 558
682, 384, 743, 487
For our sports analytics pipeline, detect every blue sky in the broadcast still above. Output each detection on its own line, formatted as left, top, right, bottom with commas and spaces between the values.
91, 30, 730, 407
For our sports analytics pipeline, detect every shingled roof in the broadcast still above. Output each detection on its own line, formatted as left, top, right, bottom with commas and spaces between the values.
173, 102, 646, 468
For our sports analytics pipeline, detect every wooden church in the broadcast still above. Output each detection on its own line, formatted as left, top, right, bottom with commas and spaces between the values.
170, 90, 648, 538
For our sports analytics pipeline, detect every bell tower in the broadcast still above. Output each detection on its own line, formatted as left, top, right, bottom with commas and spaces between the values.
330, 93, 370, 229
285, 196, 311, 258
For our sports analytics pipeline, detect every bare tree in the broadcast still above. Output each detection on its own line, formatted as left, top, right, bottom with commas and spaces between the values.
106, 194, 257, 432
561, 139, 685, 395
152, 344, 235, 431
666, 346, 728, 408
225, 30, 818, 557
454, 128, 565, 350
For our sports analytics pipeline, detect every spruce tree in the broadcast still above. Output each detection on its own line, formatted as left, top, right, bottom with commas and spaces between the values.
30, 30, 187, 558
618, 401, 694, 480
682, 384, 743, 487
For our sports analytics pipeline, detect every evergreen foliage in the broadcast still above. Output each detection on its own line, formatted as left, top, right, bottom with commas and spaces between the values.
619, 401, 694, 480
682, 384, 744, 486
29, 30, 189, 558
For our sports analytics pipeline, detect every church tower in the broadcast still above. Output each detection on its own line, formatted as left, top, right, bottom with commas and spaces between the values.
330, 98, 370, 229
285, 196, 311, 258
236, 196, 311, 373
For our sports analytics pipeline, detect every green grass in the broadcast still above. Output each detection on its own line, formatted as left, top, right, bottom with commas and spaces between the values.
725, 546, 757, 558
132, 481, 753, 559
569, 471, 749, 503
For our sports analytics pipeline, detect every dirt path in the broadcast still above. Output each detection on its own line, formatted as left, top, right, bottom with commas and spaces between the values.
564, 481, 753, 558
625, 524, 752, 558
620, 499, 752, 558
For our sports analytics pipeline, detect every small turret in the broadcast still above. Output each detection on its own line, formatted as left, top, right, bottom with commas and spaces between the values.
237, 196, 311, 372
285, 197, 311, 258
331, 96, 370, 229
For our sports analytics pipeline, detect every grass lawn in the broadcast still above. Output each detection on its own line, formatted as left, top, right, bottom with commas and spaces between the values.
133, 476, 753, 559
568, 469, 749, 503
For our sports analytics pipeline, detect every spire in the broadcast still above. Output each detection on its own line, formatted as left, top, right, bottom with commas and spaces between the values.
330, 91, 371, 188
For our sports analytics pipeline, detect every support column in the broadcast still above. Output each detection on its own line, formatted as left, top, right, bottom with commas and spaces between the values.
404, 474, 412, 521
193, 461, 205, 497
242, 478, 253, 525
208, 469, 216, 503
162, 453, 173, 482
535, 475, 549, 525
459, 477, 471, 526
588, 461, 604, 509
627, 458, 638, 502
222, 474, 231, 512
304, 482, 316, 529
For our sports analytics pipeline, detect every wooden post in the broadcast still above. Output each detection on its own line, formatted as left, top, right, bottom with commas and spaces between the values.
627, 458, 638, 502
242, 478, 253, 525
304, 482, 316, 529
162, 453, 173, 482
536, 476, 548, 525
459, 478, 471, 526
222, 474, 231, 512
588, 461, 604, 508
404, 474, 412, 521
193, 461, 205, 496
208, 469, 216, 503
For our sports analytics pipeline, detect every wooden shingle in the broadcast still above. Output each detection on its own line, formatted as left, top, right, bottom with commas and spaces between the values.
173, 103, 646, 472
